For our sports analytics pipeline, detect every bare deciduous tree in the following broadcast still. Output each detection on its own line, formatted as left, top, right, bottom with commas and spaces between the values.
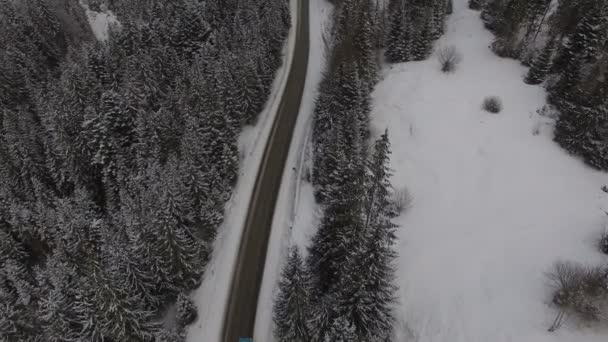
438, 46, 462, 73
546, 261, 608, 332
392, 186, 413, 214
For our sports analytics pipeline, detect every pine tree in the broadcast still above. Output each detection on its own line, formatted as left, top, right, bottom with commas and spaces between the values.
273, 247, 312, 342
469, 0, 484, 10
323, 316, 357, 342
78, 260, 160, 341
176, 293, 198, 327
554, 104, 608, 170
354, 7, 378, 92
524, 39, 556, 85
308, 109, 366, 293
0, 231, 38, 342
307, 295, 335, 342
324, 131, 398, 341
446, 0, 454, 15
412, 19, 433, 61
149, 161, 205, 291
564, 3, 606, 64
386, 0, 411, 63
38, 254, 83, 342
431, 0, 446, 40
553, 54, 585, 104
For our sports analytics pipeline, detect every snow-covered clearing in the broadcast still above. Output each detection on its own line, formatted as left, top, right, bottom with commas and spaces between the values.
79, 1, 120, 42
372, 1, 608, 341
254, 0, 333, 340
185, 1, 298, 341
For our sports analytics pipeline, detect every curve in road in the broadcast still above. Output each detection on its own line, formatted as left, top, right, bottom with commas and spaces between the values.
221, 0, 310, 340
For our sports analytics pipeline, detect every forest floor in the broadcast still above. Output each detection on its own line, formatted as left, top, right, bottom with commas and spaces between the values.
373, 0, 608, 341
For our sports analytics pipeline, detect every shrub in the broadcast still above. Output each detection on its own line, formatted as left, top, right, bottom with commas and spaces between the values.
468, 0, 485, 10
599, 232, 608, 255
546, 261, 608, 331
438, 46, 462, 73
483, 96, 502, 113
176, 293, 198, 327
392, 187, 413, 214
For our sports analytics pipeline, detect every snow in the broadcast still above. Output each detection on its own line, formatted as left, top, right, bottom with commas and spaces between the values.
254, 0, 334, 340
370, 1, 608, 341
185, 1, 299, 341
79, 1, 120, 42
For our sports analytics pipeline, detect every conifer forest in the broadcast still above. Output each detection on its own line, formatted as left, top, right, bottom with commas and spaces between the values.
0, 0, 289, 341
2, 0, 608, 341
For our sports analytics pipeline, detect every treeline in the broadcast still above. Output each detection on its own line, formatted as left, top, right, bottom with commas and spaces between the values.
386, 0, 452, 63
273, 1, 448, 341
0, 0, 289, 341
474, 0, 608, 170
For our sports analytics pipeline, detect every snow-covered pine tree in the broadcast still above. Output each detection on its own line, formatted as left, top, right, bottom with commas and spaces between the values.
552, 53, 585, 104
330, 236, 396, 341
308, 106, 366, 293
201, 108, 239, 187
307, 295, 335, 342
412, 18, 433, 61
78, 259, 160, 341
37, 253, 84, 342
326, 131, 398, 341
323, 315, 357, 342
273, 246, 312, 342
149, 160, 205, 292
431, 0, 446, 40
168, 2, 212, 59
468, 0, 484, 10
525, 39, 556, 85
554, 103, 608, 170
364, 131, 398, 231
354, 5, 379, 93
176, 293, 198, 327
0, 230, 39, 341
560, 2, 607, 66
385, 0, 411, 63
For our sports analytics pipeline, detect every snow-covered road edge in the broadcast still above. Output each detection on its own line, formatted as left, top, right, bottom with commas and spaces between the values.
186, 1, 298, 340
254, 1, 333, 340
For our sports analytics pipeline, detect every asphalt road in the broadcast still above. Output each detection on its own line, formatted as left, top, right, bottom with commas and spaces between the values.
221, 0, 310, 341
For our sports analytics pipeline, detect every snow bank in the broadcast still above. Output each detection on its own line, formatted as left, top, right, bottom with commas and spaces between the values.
253, 0, 334, 340
79, 1, 120, 42
185, 1, 298, 341
371, 1, 608, 341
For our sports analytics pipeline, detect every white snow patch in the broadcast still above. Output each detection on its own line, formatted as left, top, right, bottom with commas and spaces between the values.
254, 0, 334, 340
371, 1, 608, 341
79, 1, 120, 42
185, 1, 299, 341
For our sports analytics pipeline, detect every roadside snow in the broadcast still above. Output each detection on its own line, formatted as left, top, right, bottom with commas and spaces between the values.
79, 1, 120, 42
371, 1, 608, 341
254, 0, 334, 340
185, 1, 298, 341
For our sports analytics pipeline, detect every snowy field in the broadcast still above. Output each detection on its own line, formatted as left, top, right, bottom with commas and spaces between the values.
371, 1, 608, 341
79, 0, 120, 41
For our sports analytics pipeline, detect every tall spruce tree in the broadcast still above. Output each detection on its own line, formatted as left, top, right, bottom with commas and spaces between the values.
525, 39, 556, 85
273, 247, 312, 342
386, 0, 411, 63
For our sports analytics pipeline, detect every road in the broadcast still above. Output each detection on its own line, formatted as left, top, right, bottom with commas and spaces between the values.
221, 0, 310, 340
